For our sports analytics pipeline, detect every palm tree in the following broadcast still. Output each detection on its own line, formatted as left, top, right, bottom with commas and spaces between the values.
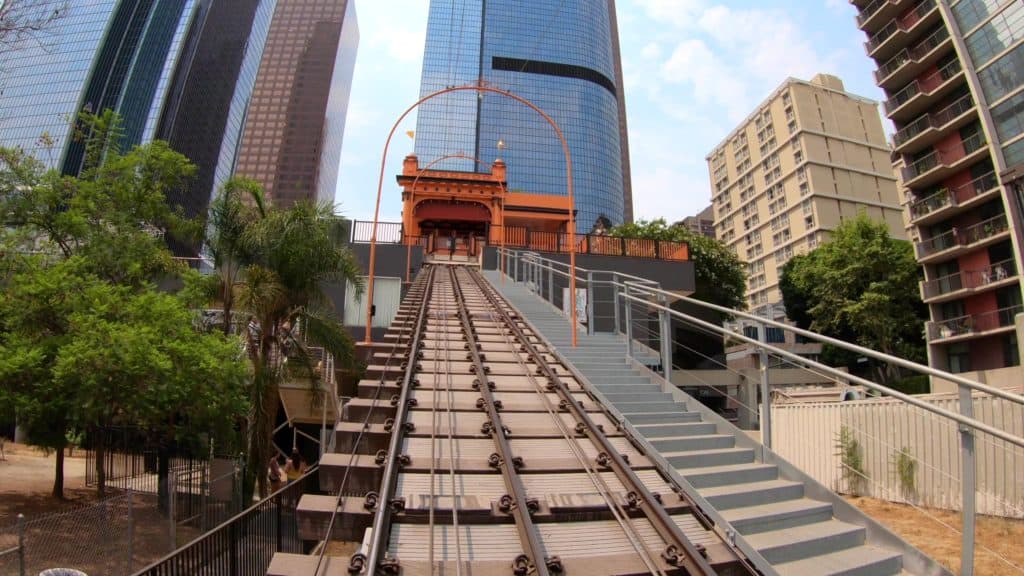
233, 200, 363, 499
206, 177, 265, 335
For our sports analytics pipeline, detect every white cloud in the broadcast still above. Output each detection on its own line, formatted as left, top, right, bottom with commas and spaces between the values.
617, 0, 860, 222
633, 0, 707, 28
640, 42, 662, 60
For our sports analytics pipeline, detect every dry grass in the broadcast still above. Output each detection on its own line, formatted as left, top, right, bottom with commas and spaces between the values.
845, 495, 1024, 575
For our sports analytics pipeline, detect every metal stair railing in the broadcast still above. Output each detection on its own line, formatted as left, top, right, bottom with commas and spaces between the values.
494, 247, 1024, 576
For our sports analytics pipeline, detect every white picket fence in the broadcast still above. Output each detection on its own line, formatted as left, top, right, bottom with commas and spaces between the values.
770, 392, 1024, 518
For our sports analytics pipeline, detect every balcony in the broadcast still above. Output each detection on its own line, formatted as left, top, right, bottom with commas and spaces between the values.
908, 170, 999, 226
865, 0, 940, 60
901, 131, 989, 189
857, 0, 904, 32
884, 59, 964, 122
920, 258, 1018, 303
927, 304, 1023, 343
875, 26, 952, 91
915, 214, 1010, 263
893, 93, 976, 154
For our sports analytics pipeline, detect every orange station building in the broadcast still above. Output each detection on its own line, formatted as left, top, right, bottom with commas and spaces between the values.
397, 154, 574, 257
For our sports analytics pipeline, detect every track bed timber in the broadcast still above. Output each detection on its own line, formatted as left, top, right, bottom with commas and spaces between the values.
272, 265, 749, 576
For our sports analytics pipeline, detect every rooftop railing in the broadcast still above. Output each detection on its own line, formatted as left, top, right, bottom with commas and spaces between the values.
347, 220, 690, 261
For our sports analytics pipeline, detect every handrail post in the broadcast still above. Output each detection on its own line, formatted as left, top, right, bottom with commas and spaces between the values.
586, 271, 595, 333
959, 383, 976, 576
658, 294, 672, 380
758, 321, 772, 450
612, 277, 620, 335
624, 284, 633, 358
547, 261, 554, 304
168, 473, 176, 550
127, 488, 134, 573
17, 513, 24, 576
536, 255, 544, 293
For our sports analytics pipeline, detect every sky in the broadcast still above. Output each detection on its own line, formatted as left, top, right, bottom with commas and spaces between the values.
334, 0, 886, 225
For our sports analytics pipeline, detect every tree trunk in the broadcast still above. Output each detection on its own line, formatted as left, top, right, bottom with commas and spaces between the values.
52, 441, 66, 499
222, 279, 233, 336
157, 445, 170, 514
95, 429, 106, 498
243, 346, 281, 503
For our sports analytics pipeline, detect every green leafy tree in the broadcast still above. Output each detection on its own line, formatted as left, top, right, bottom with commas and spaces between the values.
208, 195, 363, 500
0, 111, 246, 498
608, 218, 746, 310
779, 213, 926, 383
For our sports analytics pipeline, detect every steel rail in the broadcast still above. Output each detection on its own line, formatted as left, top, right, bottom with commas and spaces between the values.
459, 267, 669, 576
439, 270, 465, 573
467, 267, 721, 576
313, 269, 433, 575
448, 266, 552, 576
363, 265, 439, 574
427, 276, 442, 571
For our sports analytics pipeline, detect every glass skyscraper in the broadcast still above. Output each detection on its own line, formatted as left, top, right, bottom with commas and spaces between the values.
233, 0, 360, 208
413, 0, 633, 231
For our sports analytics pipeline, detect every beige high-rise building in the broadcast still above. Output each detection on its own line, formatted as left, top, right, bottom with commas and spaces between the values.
707, 74, 906, 313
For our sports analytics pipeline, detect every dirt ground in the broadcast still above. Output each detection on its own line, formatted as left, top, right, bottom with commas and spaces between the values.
0, 442, 200, 574
845, 495, 1024, 575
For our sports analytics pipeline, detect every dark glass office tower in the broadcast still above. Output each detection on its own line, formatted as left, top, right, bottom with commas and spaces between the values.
413, 0, 633, 230
158, 0, 277, 222
0, 0, 276, 230
234, 0, 359, 208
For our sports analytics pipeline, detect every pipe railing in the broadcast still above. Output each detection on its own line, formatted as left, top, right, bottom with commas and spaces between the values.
495, 247, 1024, 576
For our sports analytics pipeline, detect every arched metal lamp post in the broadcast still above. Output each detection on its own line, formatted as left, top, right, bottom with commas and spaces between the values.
364, 82, 578, 347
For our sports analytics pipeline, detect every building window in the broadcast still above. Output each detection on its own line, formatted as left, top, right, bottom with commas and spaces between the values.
964, 2, 1024, 67
766, 327, 785, 343
978, 42, 1024, 102
954, 0, 1004, 32
993, 89, 1024, 142
1005, 333, 1021, 367
947, 342, 971, 373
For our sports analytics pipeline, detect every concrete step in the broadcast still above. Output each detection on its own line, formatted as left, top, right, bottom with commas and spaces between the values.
623, 412, 702, 425
676, 463, 780, 489
633, 422, 717, 438
699, 479, 804, 510
665, 447, 755, 469
649, 433, 735, 453
600, 392, 676, 403
593, 384, 664, 395
584, 369, 647, 379
745, 520, 866, 565
773, 545, 903, 576
589, 376, 655, 386
611, 402, 686, 414
722, 498, 834, 535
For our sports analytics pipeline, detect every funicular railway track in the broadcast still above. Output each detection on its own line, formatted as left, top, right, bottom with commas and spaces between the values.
306, 264, 751, 576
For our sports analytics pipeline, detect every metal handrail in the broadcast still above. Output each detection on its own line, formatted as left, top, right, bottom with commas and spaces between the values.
618, 280, 1024, 409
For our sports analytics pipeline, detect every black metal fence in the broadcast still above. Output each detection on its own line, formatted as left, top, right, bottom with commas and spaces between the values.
86, 449, 210, 494
133, 466, 320, 576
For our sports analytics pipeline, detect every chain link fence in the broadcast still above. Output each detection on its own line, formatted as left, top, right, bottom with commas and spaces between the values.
0, 492, 136, 576
1, 457, 245, 576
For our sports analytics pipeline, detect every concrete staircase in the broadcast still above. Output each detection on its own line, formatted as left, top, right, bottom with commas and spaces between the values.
483, 270, 940, 576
